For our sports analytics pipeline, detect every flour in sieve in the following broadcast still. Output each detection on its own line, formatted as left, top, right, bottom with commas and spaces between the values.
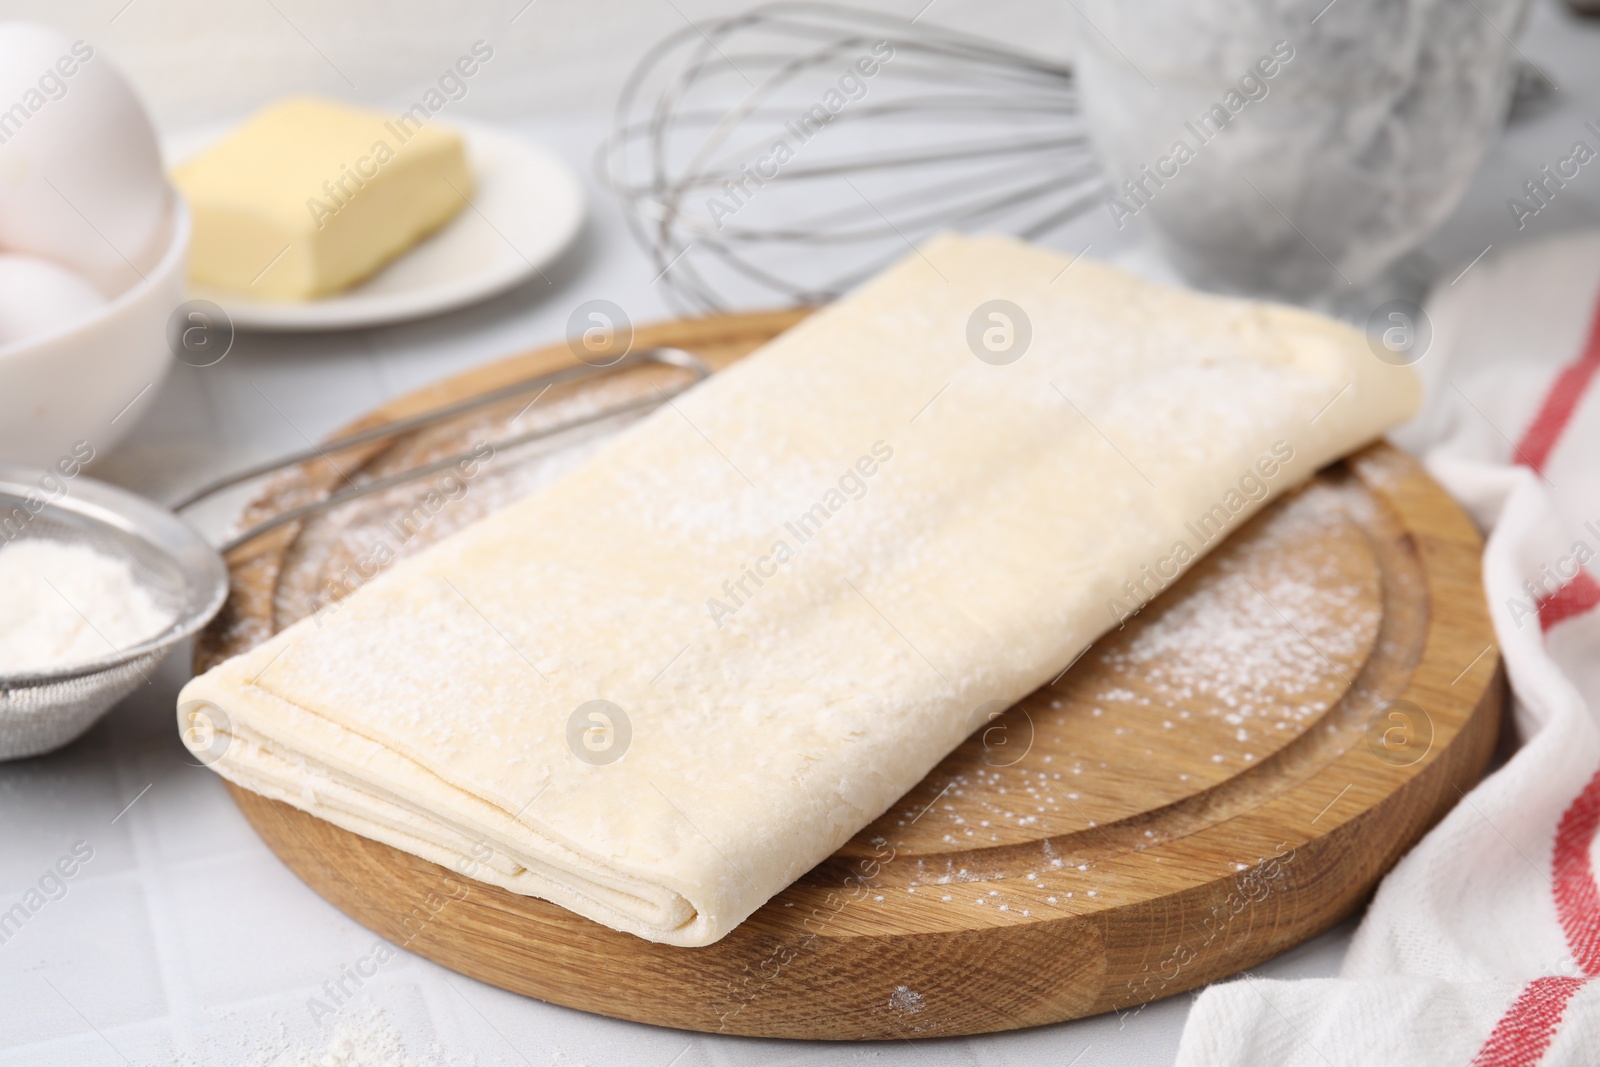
0, 539, 172, 674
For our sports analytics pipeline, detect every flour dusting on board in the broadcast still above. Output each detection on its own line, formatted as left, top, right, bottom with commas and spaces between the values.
868, 480, 1382, 910
889, 985, 927, 1014
1099, 483, 1380, 720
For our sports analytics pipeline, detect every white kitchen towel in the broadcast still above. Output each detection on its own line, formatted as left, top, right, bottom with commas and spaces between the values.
1175, 230, 1600, 1066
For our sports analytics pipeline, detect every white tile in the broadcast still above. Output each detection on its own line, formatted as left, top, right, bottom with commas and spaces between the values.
0, 1023, 188, 1067
161, 851, 403, 1008
183, 978, 447, 1065
140, 755, 260, 868
420, 965, 721, 1067
0, 874, 168, 1043
0, 749, 138, 894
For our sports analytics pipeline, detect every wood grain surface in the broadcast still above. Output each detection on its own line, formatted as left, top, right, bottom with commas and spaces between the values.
198, 309, 1504, 1040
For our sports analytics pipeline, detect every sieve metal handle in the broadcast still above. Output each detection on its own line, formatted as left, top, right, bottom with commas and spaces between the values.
175, 346, 712, 555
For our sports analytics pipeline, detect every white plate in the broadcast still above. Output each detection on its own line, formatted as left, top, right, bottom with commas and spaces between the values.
163, 120, 585, 331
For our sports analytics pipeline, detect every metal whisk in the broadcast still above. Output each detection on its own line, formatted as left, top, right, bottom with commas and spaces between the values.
603, 1, 1103, 312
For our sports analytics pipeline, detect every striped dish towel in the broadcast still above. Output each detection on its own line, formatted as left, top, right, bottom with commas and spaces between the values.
1175, 231, 1600, 1067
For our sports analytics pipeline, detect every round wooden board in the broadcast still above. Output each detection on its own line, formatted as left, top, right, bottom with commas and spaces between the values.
198, 309, 1503, 1041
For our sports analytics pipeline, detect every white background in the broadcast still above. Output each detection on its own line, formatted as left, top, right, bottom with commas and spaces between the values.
0, 0, 1076, 128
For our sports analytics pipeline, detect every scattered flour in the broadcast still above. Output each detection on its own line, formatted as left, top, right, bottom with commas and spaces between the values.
0, 539, 171, 674
245, 1017, 441, 1067
888, 985, 926, 1015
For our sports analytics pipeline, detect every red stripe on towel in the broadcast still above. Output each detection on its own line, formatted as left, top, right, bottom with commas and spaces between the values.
1514, 292, 1600, 474
1537, 571, 1600, 634
1469, 763, 1600, 1064
1469, 977, 1588, 1067
1553, 765, 1600, 975
1465, 269, 1600, 1067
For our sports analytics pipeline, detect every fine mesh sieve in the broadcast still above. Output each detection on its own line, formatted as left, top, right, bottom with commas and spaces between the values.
0, 346, 711, 761
0, 467, 228, 760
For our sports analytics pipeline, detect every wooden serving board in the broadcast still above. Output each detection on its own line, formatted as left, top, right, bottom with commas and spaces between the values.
198, 309, 1503, 1041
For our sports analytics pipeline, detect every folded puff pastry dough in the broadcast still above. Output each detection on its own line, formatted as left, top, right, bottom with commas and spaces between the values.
178, 234, 1420, 945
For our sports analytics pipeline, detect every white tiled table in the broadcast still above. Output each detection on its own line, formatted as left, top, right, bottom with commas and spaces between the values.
5, 5, 1600, 1063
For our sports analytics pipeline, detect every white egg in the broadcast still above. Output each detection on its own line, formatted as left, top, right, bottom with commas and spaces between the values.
0, 252, 105, 348
0, 24, 168, 297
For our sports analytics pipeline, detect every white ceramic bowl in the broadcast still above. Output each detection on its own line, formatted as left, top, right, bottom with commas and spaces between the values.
0, 193, 189, 467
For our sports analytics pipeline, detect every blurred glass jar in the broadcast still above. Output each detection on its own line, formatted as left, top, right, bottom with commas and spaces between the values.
1073, 0, 1531, 302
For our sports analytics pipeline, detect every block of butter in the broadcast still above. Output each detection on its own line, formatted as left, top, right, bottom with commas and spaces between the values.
173, 96, 473, 300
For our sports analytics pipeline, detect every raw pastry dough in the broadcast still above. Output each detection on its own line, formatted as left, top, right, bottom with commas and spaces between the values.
178, 234, 1420, 946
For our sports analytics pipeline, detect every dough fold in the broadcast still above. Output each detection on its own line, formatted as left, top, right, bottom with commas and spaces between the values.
179, 234, 1420, 945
